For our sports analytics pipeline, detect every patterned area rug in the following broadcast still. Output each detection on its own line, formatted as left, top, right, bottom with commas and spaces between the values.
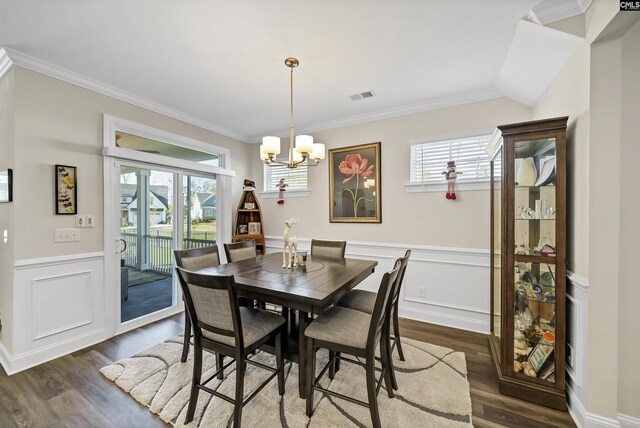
100, 336, 472, 427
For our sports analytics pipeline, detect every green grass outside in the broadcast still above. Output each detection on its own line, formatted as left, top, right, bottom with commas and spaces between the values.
122, 221, 217, 242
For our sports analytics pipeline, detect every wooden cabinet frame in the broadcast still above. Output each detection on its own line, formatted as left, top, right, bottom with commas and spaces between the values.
489, 117, 568, 410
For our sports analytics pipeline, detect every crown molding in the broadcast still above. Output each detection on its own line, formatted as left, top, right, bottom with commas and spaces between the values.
1, 48, 251, 143
250, 87, 504, 142
0, 48, 14, 80
531, 0, 592, 26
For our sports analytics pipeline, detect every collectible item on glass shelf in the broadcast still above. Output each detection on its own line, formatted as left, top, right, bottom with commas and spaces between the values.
516, 157, 537, 186
528, 331, 555, 374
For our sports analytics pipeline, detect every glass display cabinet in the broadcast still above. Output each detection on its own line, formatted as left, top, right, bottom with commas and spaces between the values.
488, 117, 568, 410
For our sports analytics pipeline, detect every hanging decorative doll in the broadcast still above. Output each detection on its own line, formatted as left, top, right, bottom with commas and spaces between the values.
442, 160, 463, 200
276, 178, 287, 205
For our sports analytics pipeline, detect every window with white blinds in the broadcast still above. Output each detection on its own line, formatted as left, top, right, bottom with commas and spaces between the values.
410, 134, 493, 184
263, 163, 308, 192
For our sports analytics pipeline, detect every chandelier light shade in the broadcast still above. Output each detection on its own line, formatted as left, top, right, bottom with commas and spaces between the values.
260, 57, 325, 168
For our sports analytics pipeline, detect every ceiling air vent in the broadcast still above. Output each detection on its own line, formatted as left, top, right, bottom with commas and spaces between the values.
349, 90, 375, 101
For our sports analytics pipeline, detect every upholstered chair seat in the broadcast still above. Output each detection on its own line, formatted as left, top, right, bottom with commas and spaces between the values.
304, 306, 371, 349
202, 306, 284, 347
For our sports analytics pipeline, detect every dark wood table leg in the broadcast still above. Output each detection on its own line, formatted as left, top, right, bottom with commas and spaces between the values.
298, 311, 310, 398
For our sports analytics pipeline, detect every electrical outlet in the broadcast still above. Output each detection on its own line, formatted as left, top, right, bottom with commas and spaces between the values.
417, 286, 426, 298
86, 215, 95, 228
75, 215, 84, 228
566, 343, 574, 368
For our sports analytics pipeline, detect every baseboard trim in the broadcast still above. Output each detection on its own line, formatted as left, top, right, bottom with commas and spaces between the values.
567, 384, 587, 427
1, 328, 106, 375
400, 306, 488, 334
619, 414, 640, 428
567, 384, 627, 428
0, 341, 11, 373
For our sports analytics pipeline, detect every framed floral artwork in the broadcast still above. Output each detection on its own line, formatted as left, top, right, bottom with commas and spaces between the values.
55, 164, 77, 214
329, 142, 381, 223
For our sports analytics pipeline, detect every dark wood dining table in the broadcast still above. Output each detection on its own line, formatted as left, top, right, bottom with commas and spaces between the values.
194, 252, 378, 398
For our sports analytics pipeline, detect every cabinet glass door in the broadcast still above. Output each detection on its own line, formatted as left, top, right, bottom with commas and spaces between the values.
512, 137, 557, 384
491, 149, 502, 346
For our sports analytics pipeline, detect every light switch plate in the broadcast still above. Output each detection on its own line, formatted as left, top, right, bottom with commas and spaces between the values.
86, 215, 95, 228
55, 228, 80, 243
75, 215, 84, 228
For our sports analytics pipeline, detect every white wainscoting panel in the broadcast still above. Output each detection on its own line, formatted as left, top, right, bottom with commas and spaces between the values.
6, 252, 106, 374
265, 237, 490, 333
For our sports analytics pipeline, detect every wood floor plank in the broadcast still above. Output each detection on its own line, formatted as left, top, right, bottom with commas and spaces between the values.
48, 389, 118, 428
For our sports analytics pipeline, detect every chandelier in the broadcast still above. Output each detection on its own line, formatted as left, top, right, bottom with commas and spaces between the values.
260, 57, 325, 168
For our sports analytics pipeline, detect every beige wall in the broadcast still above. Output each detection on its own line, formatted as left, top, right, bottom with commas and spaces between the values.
618, 19, 640, 420
12, 67, 252, 261
532, 16, 590, 278
253, 97, 530, 249
0, 68, 15, 352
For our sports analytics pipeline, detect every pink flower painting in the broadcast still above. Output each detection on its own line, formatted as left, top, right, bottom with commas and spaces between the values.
338, 154, 374, 218
329, 142, 381, 223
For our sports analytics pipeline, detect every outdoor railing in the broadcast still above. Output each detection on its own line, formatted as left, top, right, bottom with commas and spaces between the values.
121, 233, 216, 275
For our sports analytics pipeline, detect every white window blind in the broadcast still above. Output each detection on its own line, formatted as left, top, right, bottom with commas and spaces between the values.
410, 134, 493, 184
264, 163, 308, 191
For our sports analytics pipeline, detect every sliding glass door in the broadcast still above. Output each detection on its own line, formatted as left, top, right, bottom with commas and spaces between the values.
116, 162, 219, 325
119, 166, 176, 323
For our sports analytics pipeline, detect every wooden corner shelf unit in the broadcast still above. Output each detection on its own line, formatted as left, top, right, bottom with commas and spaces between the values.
232, 189, 265, 255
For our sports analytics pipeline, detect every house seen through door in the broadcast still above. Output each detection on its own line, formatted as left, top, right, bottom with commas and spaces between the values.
119, 166, 217, 323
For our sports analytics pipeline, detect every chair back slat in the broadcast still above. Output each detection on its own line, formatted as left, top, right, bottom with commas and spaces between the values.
367, 260, 401, 350
174, 245, 220, 270
224, 240, 257, 263
390, 250, 411, 307
310, 239, 346, 259
176, 268, 243, 347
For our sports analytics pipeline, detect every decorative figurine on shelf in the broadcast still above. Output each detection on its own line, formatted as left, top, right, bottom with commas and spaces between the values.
442, 160, 463, 200
276, 178, 287, 205
243, 179, 256, 191
282, 217, 298, 268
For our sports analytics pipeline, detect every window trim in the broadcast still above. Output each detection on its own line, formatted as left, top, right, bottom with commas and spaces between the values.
404, 131, 493, 193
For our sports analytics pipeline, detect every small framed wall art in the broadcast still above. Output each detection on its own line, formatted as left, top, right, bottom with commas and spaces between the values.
55, 164, 77, 214
0, 169, 12, 203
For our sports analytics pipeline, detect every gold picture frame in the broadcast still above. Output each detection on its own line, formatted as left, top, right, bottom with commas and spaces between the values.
329, 142, 381, 223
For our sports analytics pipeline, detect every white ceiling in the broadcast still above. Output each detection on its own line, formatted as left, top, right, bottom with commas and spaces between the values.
0, 0, 586, 143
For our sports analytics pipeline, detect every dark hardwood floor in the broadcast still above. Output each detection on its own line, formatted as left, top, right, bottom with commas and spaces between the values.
0, 315, 575, 427
399, 318, 575, 428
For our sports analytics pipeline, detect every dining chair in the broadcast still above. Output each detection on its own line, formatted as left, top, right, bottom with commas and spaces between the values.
223, 240, 263, 308
304, 262, 401, 428
224, 240, 258, 263
334, 249, 411, 390
176, 268, 285, 427
310, 239, 347, 259
174, 245, 221, 363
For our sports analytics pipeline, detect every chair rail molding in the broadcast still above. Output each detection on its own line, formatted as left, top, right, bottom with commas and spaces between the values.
266, 236, 490, 333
